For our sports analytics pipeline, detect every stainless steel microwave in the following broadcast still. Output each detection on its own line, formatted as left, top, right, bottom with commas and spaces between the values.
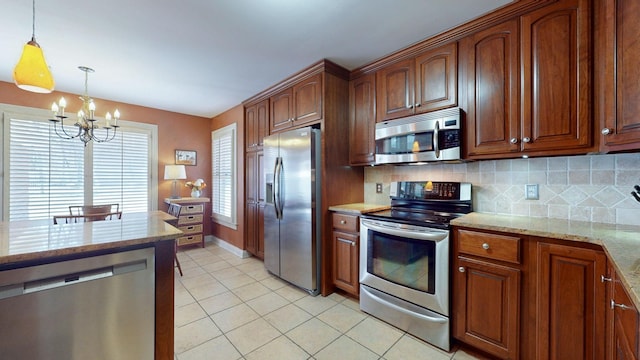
375, 107, 461, 165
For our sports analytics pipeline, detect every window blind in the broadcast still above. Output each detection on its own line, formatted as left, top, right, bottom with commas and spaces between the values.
211, 124, 237, 228
6, 115, 153, 221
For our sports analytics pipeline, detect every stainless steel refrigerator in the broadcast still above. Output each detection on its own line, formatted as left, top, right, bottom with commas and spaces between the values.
263, 126, 321, 295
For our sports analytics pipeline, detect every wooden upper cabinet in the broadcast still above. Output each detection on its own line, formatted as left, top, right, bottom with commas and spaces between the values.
415, 42, 457, 113
270, 73, 323, 133
462, 19, 520, 157
349, 73, 376, 166
245, 100, 269, 151
598, 0, 640, 152
376, 42, 457, 122
521, 0, 592, 153
270, 88, 294, 133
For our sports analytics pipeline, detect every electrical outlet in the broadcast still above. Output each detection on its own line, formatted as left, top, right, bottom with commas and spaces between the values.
525, 184, 539, 200
376, 183, 383, 193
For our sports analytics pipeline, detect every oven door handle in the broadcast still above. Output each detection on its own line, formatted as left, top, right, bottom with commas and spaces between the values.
363, 286, 447, 324
362, 219, 448, 242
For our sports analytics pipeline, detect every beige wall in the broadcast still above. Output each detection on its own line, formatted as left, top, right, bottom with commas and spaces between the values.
364, 153, 640, 226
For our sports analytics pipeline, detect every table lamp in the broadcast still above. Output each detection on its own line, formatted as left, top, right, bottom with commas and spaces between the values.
164, 164, 187, 199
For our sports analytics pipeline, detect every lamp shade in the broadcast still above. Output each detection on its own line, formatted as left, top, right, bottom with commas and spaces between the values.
13, 39, 55, 93
164, 164, 186, 180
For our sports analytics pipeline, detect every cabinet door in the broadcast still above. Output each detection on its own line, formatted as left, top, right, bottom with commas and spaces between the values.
376, 59, 415, 122
349, 73, 376, 165
245, 152, 258, 204
245, 202, 257, 255
462, 19, 520, 157
599, 0, 640, 151
537, 242, 607, 360
257, 203, 265, 259
521, 0, 592, 152
245, 104, 258, 151
270, 88, 293, 133
256, 100, 269, 147
415, 42, 457, 113
332, 230, 359, 296
453, 256, 520, 359
293, 73, 322, 125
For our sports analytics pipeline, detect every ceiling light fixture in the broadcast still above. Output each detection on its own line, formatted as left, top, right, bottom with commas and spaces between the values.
13, 0, 55, 93
49, 66, 120, 146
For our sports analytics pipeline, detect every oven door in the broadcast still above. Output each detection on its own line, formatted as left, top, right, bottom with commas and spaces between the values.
360, 218, 449, 316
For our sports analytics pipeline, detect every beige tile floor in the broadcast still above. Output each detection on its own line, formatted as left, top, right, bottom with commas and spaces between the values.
173, 243, 491, 360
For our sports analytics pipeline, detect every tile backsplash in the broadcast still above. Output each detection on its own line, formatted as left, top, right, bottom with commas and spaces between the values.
364, 153, 640, 226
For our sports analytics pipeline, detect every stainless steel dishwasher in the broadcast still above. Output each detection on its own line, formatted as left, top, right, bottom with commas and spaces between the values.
0, 247, 155, 360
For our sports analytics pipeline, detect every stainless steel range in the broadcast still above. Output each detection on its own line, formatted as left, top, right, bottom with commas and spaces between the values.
359, 181, 472, 351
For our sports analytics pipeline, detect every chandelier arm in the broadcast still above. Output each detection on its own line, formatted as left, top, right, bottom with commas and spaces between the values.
51, 118, 82, 139
91, 126, 118, 143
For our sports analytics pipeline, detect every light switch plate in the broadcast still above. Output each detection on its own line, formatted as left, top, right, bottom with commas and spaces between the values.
525, 184, 539, 200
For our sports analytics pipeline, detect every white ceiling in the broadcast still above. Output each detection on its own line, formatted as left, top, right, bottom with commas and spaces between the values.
1, 0, 511, 118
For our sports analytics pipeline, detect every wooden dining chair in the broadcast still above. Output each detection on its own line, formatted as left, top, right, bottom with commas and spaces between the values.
166, 203, 184, 276
53, 211, 123, 225
69, 204, 120, 221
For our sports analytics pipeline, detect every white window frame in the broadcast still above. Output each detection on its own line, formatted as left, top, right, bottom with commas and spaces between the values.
0, 103, 158, 221
211, 123, 237, 229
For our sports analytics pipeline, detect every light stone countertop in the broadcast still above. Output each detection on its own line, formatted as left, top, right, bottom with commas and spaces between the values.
0, 211, 183, 265
328, 203, 391, 215
451, 212, 640, 310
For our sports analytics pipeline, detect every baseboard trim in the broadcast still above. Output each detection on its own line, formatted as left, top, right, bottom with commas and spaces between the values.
205, 235, 251, 258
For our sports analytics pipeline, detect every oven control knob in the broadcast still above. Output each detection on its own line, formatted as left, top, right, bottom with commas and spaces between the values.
458, 267, 465, 273
482, 243, 490, 250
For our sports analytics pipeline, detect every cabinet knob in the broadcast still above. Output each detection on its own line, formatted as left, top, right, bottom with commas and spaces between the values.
406, 104, 414, 109
611, 299, 632, 311
510, 138, 518, 144
458, 266, 465, 273
601, 275, 612, 283
351, 241, 356, 247
522, 137, 531, 143
482, 243, 490, 250
601, 128, 612, 135
340, 220, 346, 225
415, 103, 421, 107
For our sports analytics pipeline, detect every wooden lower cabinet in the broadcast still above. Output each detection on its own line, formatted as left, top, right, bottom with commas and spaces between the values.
453, 256, 520, 359
537, 242, 607, 360
606, 264, 639, 360
453, 227, 610, 360
331, 212, 359, 297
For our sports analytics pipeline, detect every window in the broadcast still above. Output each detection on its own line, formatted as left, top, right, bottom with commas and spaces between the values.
1, 105, 158, 221
211, 123, 237, 229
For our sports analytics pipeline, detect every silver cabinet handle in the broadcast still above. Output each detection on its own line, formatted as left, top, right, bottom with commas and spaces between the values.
522, 137, 531, 143
337, 238, 356, 247
611, 299, 633, 310
458, 266, 465, 273
601, 275, 612, 283
415, 103, 421, 107
602, 128, 612, 135
340, 220, 346, 225
482, 243, 490, 250
406, 104, 414, 109
510, 138, 518, 144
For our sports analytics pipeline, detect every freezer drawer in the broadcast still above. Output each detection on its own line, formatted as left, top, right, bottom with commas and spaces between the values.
0, 247, 155, 360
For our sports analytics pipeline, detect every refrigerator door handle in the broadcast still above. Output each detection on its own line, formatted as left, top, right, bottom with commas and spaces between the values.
274, 157, 283, 219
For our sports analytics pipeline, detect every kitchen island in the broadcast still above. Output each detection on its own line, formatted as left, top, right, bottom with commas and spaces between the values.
0, 211, 182, 360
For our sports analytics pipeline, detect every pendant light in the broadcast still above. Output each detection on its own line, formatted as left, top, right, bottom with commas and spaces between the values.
13, 0, 55, 93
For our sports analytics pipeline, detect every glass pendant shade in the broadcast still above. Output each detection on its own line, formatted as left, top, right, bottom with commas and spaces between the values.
13, 38, 55, 93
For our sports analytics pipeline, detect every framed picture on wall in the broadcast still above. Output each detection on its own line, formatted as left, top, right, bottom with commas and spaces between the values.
175, 149, 197, 166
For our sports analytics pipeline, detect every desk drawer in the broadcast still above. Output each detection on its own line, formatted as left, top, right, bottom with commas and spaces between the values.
178, 214, 203, 225
181, 204, 204, 214
178, 224, 202, 235
177, 234, 203, 247
458, 229, 521, 264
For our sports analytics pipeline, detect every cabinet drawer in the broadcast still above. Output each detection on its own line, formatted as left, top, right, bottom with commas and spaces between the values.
177, 234, 203, 247
178, 224, 203, 235
458, 230, 521, 264
178, 214, 203, 225
181, 204, 204, 214
332, 213, 358, 232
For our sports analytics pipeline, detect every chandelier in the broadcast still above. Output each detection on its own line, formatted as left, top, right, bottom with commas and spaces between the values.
49, 66, 120, 146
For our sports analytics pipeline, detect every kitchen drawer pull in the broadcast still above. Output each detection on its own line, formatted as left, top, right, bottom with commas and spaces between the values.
611, 299, 633, 311
337, 238, 356, 246
522, 137, 531, 143
601, 275, 612, 283
458, 267, 465, 273
340, 220, 347, 225
601, 128, 612, 135
510, 137, 518, 144
482, 243, 490, 250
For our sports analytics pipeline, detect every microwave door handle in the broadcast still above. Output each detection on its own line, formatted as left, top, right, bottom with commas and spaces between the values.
433, 121, 440, 158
